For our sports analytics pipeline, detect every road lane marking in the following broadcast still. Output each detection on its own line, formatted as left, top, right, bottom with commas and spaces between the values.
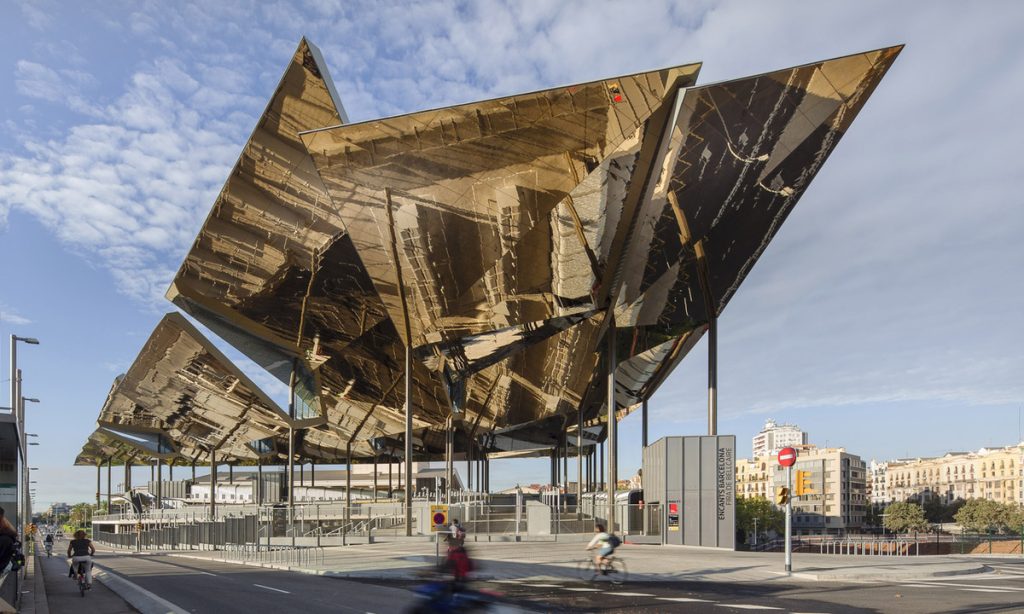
714, 605, 782, 610
194, 571, 216, 576
910, 581, 1024, 591
959, 588, 1016, 593
524, 583, 562, 588
658, 597, 713, 603
564, 587, 601, 592
608, 591, 654, 597
253, 583, 290, 594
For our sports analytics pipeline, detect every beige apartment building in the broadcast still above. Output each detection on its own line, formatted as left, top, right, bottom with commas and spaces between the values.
871, 443, 1024, 507
737, 445, 867, 535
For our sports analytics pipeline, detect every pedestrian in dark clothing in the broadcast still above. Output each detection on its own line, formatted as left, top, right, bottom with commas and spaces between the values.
0, 507, 19, 571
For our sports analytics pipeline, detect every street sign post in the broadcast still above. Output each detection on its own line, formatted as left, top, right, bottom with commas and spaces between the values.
431, 504, 449, 564
777, 447, 797, 573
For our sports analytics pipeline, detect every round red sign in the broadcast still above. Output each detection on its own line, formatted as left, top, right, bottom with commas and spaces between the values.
777, 447, 797, 467
433, 512, 446, 525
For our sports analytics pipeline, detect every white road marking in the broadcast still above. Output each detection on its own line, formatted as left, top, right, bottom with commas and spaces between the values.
959, 588, 1016, 593
657, 597, 713, 603
524, 583, 562, 587
608, 591, 655, 597
564, 587, 601, 592
195, 571, 216, 576
252, 583, 290, 594
910, 581, 1024, 591
714, 605, 782, 610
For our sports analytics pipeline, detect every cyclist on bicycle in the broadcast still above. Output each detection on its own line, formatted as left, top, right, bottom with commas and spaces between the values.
67, 530, 95, 589
586, 523, 617, 571
43, 533, 54, 556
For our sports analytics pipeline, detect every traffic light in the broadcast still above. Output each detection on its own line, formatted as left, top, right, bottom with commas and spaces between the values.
794, 470, 814, 496
774, 486, 790, 505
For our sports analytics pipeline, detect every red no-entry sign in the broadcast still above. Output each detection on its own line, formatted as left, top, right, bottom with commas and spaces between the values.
778, 447, 797, 467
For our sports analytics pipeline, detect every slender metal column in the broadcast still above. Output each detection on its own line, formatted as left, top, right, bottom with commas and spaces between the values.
373, 454, 378, 501
299, 462, 304, 486
345, 444, 352, 517
550, 448, 557, 488
485, 455, 489, 493
95, 463, 101, 508
445, 418, 454, 501
576, 409, 583, 513
388, 454, 393, 497
228, 463, 233, 485
466, 438, 473, 491
606, 318, 618, 527
642, 399, 649, 448
257, 459, 263, 505
191, 460, 196, 482
125, 462, 131, 493
150, 461, 154, 482
404, 345, 413, 536
599, 441, 605, 491
169, 462, 174, 481
708, 314, 717, 436
106, 458, 112, 511
310, 461, 315, 487
562, 430, 568, 491
156, 458, 163, 509
287, 426, 295, 509
209, 450, 217, 519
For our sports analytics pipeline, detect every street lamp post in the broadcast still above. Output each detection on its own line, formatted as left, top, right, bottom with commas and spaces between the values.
10, 334, 39, 535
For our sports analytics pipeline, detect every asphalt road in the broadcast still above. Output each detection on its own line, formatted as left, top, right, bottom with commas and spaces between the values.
369, 557, 1024, 613
91, 550, 419, 613
41, 543, 1024, 613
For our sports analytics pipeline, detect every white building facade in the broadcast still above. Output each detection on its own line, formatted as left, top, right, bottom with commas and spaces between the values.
752, 419, 809, 458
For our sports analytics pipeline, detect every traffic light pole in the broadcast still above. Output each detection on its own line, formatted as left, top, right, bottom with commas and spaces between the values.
785, 465, 792, 573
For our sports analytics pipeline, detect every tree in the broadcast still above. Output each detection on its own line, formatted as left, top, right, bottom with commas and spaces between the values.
883, 501, 928, 533
955, 499, 1005, 533
951, 499, 1024, 534
736, 496, 785, 539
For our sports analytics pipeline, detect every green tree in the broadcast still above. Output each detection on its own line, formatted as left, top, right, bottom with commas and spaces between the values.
923, 497, 965, 523
954, 499, 1005, 533
736, 496, 784, 539
883, 501, 928, 533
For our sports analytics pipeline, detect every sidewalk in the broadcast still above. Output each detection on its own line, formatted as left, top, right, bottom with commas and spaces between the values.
168, 539, 990, 584
35, 540, 136, 614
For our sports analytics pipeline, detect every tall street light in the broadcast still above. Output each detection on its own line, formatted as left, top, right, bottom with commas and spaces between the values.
10, 334, 39, 535
23, 399, 40, 528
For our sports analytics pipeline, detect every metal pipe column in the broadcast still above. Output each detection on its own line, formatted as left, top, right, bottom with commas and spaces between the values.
310, 461, 315, 487
404, 345, 413, 536
576, 409, 583, 515
373, 454, 378, 501
106, 458, 112, 511
257, 459, 263, 505
95, 463, 101, 508
607, 318, 617, 526
156, 458, 162, 509
209, 450, 217, 519
708, 315, 717, 436
642, 399, 648, 448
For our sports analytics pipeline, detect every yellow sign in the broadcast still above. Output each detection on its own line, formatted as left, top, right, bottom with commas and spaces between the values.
430, 505, 449, 532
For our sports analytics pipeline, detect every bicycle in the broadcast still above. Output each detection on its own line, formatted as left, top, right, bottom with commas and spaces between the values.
576, 555, 628, 585
72, 561, 90, 597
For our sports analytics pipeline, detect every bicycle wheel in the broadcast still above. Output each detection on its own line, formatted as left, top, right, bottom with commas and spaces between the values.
576, 558, 597, 582
607, 559, 628, 585
79, 577, 86, 597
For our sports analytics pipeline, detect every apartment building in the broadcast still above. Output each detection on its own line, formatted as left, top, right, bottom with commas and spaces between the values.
737, 445, 867, 535
872, 443, 1024, 506
752, 419, 809, 458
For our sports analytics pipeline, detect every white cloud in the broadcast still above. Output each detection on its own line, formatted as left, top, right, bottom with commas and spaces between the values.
0, 304, 32, 326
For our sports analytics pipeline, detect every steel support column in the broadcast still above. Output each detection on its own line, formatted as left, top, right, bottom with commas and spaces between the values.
95, 463, 101, 509
373, 454, 378, 501
257, 459, 263, 505
708, 315, 717, 436
191, 460, 196, 483
210, 450, 217, 520
125, 462, 132, 491
105, 458, 112, 511
310, 461, 315, 487
576, 409, 583, 514
156, 458, 162, 509
404, 345, 413, 536
642, 399, 649, 448
607, 317, 617, 527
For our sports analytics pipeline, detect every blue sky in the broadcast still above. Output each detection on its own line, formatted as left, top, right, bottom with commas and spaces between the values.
1, 0, 1022, 506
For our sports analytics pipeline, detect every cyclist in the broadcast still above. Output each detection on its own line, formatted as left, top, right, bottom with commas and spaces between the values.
67, 530, 95, 589
585, 523, 617, 572
43, 533, 54, 556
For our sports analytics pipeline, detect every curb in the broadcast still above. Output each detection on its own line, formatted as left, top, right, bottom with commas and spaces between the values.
787, 563, 991, 582
93, 565, 189, 614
